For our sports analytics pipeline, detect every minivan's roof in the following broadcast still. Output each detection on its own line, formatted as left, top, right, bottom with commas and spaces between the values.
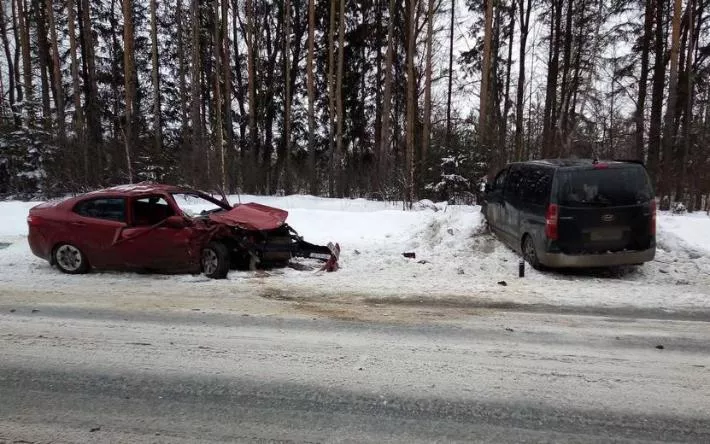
515, 159, 643, 168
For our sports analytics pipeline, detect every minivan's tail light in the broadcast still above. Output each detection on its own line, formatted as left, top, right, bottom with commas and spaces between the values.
593, 162, 609, 169
545, 203, 559, 240
650, 199, 656, 235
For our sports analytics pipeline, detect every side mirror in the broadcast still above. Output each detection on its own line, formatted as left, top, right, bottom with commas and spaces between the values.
164, 215, 190, 229
484, 183, 492, 193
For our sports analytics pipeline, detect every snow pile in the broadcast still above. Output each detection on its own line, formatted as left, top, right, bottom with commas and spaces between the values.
658, 212, 710, 255
1, 196, 709, 313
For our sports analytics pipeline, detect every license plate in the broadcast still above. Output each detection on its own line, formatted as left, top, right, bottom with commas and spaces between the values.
309, 253, 331, 260
590, 229, 623, 241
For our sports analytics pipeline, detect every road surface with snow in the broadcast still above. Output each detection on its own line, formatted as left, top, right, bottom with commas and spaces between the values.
1, 303, 709, 443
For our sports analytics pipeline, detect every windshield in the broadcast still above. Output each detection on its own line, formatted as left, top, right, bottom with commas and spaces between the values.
557, 166, 653, 207
171, 192, 229, 217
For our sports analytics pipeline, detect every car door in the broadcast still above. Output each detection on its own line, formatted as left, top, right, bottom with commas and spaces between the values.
501, 164, 525, 243
70, 197, 128, 268
485, 167, 508, 232
112, 194, 199, 271
518, 165, 553, 249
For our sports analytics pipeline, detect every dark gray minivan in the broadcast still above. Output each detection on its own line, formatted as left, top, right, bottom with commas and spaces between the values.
482, 159, 656, 268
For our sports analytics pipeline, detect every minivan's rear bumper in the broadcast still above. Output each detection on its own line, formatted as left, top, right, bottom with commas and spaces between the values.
538, 247, 655, 268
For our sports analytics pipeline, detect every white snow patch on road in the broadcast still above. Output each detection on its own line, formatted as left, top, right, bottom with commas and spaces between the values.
1, 196, 709, 313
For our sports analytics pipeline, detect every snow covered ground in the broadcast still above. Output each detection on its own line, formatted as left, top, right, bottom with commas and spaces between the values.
1, 195, 709, 313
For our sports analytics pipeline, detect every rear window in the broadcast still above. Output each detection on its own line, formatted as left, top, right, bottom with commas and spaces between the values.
557, 166, 653, 206
74, 198, 126, 222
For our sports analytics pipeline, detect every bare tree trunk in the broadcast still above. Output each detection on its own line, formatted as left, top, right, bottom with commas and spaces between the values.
284, 0, 292, 194
372, 0, 384, 193
648, 0, 665, 189
11, 0, 22, 109
307, 0, 317, 194
446, 0, 454, 145
635, 0, 653, 162
246, 0, 257, 191
79, 0, 101, 147
380, 0, 395, 191
678, 0, 695, 199
499, 1, 515, 165
422, 0, 435, 188
213, 0, 225, 191
67, 0, 86, 180
405, 0, 417, 204
327, 0, 337, 196
480, 0, 493, 137
233, 1, 248, 178
33, 0, 51, 128
542, 0, 562, 156
662, 0, 682, 196
123, 0, 135, 183
556, 0, 574, 146
176, 0, 188, 127
0, 1, 18, 126
191, 0, 203, 185
46, 0, 65, 140
221, 0, 234, 190
16, 0, 34, 125
514, 0, 531, 161
150, 0, 161, 165
335, 0, 346, 197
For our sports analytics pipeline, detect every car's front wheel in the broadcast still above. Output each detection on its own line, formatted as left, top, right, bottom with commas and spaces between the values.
202, 241, 230, 279
53, 243, 90, 274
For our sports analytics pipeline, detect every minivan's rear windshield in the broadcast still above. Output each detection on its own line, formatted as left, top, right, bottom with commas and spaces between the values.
557, 166, 653, 206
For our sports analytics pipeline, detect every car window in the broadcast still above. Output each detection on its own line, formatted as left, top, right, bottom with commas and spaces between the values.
132, 196, 175, 226
172, 192, 228, 217
74, 198, 126, 222
504, 166, 525, 199
557, 165, 653, 206
493, 168, 508, 190
520, 166, 553, 205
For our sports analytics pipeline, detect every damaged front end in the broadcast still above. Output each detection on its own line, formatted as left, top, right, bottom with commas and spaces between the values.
172, 192, 341, 276
224, 223, 340, 272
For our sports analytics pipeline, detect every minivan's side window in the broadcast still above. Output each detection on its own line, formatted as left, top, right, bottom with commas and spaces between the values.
521, 166, 553, 205
493, 168, 508, 190
74, 198, 126, 222
504, 166, 525, 200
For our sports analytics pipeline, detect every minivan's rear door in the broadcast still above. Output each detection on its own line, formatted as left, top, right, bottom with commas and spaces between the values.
553, 164, 655, 254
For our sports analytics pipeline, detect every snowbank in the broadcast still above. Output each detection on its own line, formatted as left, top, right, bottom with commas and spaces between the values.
1, 196, 709, 314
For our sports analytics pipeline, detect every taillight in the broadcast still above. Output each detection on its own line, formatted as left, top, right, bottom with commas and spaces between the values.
27, 215, 41, 227
593, 162, 609, 169
545, 203, 559, 240
650, 199, 656, 235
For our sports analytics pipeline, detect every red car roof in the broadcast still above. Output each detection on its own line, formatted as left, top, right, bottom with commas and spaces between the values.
85, 183, 188, 197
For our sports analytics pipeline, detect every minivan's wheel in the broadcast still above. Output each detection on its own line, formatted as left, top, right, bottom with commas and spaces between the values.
53, 243, 89, 274
202, 241, 230, 279
522, 235, 542, 270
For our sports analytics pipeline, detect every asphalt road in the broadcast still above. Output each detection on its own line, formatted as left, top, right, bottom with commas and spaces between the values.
1, 303, 709, 443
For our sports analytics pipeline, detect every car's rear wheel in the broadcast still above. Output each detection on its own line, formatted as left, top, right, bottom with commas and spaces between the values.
522, 235, 542, 270
53, 243, 89, 274
202, 241, 230, 279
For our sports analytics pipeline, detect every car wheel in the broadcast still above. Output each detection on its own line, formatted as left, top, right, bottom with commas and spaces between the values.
53, 243, 90, 274
522, 235, 542, 270
202, 241, 230, 279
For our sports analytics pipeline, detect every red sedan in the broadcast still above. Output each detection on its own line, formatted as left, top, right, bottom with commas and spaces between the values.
27, 183, 339, 278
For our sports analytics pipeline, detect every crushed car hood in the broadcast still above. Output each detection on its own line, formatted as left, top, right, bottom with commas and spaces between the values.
208, 203, 289, 231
